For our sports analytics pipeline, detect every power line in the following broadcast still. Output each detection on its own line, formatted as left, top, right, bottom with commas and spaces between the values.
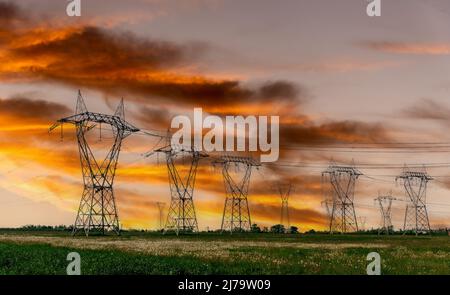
264, 162, 450, 170
282, 146, 450, 154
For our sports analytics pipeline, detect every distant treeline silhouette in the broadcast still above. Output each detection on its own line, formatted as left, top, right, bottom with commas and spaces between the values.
0, 224, 447, 235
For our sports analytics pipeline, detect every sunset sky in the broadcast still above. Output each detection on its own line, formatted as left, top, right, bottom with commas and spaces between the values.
1, 0, 450, 231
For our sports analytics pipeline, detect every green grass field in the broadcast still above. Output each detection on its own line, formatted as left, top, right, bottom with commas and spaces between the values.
0, 231, 448, 275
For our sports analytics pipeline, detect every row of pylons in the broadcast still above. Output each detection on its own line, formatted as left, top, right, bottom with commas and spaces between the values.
50, 92, 433, 236
50, 92, 264, 236
321, 166, 432, 236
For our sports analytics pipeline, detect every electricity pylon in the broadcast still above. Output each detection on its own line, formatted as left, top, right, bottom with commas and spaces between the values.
321, 198, 333, 220
396, 169, 432, 235
213, 156, 260, 233
277, 183, 293, 232
155, 145, 207, 235
156, 202, 165, 230
357, 216, 367, 231
374, 193, 396, 235
322, 165, 361, 234
49, 91, 139, 236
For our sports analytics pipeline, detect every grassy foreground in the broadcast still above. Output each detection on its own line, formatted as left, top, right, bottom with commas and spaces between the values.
0, 231, 448, 275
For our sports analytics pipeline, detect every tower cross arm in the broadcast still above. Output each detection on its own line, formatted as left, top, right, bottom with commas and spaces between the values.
322, 165, 362, 176
396, 171, 433, 181
212, 155, 261, 166
155, 145, 209, 158
53, 111, 140, 133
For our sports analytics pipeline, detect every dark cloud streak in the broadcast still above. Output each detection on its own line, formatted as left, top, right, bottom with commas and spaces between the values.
0, 96, 71, 122
403, 98, 450, 123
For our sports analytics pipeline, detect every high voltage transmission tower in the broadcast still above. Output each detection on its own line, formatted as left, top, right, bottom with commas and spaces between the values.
276, 183, 293, 231
322, 165, 361, 234
213, 156, 260, 233
374, 193, 396, 235
396, 169, 432, 235
357, 216, 367, 231
321, 198, 333, 220
49, 91, 139, 236
156, 202, 165, 230
155, 145, 207, 235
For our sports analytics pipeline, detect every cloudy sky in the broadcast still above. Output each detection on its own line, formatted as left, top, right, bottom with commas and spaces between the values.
1, 0, 450, 231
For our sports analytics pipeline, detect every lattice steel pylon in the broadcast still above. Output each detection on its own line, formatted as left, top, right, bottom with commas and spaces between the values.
357, 216, 367, 231
155, 145, 207, 235
49, 91, 139, 236
321, 198, 333, 220
156, 202, 165, 230
322, 165, 361, 234
213, 156, 260, 233
396, 169, 432, 235
277, 183, 293, 231
374, 193, 396, 235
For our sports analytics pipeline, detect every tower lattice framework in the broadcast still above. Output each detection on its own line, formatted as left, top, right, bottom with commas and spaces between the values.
156, 146, 207, 234
50, 91, 139, 236
357, 216, 367, 231
374, 194, 396, 235
321, 198, 333, 220
396, 169, 432, 235
277, 183, 293, 231
322, 165, 361, 234
156, 202, 165, 230
213, 156, 260, 233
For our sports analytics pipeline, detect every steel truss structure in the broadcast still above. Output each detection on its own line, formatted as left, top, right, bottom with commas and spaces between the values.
50, 91, 139, 236
213, 156, 260, 233
322, 165, 361, 234
156, 202, 165, 230
156, 146, 207, 234
374, 194, 396, 235
277, 183, 293, 231
321, 198, 333, 220
357, 216, 367, 231
396, 170, 432, 235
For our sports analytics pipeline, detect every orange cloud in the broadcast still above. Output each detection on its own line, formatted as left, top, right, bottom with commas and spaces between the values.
0, 2, 303, 110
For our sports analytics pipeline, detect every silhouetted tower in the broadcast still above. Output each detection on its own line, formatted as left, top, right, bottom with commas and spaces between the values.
156, 202, 165, 230
321, 198, 333, 220
49, 91, 139, 236
374, 193, 396, 235
322, 165, 361, 234
213, 156, 260, 233
155, 145, 207, 235
396, 169, 432, 235
277, 183, 293, 231
357, 216, 367, 231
